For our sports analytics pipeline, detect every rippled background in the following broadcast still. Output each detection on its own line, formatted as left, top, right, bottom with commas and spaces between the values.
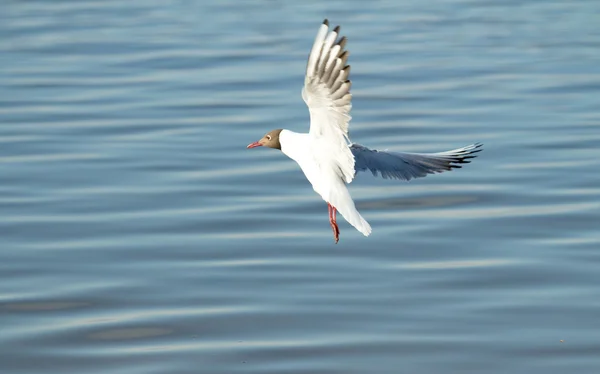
2, 1, 600, 373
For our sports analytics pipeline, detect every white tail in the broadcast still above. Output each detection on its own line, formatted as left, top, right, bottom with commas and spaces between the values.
325, 179, 372, 237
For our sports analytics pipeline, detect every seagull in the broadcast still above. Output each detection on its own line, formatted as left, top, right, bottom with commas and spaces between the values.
247, 19, 482, 243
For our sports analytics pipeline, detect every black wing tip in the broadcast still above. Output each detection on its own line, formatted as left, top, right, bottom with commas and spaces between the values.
463, 150, 482, 157
460, 143, 484, 156
333, 25, 340, 33
448, 143, 484, 168
448, 143, 483, 170
323, 19, 329, 26
468, 145, 483, 155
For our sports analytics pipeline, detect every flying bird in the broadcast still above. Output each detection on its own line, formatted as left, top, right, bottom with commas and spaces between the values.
247, 19, 482, 243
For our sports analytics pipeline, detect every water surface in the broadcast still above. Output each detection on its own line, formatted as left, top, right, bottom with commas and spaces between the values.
2, 1, 600, 373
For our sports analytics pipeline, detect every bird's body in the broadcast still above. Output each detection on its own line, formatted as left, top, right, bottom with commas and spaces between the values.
247, 19, 482, 243
279, 129, 372, 237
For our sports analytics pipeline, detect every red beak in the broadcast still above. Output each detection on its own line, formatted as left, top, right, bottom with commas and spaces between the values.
247, 141, 262, 149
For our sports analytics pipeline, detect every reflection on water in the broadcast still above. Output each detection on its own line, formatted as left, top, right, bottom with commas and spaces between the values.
390, 259, 515, 270
2, 0, 600, 373
89, 328, 173, 341
2, 302, 89, 312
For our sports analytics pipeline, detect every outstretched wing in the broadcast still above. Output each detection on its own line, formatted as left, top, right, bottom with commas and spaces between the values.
351, 143, 483, 181
302, 19, 355, 183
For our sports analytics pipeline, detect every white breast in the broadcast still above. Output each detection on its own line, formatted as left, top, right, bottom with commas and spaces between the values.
278, 129, 371, 237
279, 130, 323, 194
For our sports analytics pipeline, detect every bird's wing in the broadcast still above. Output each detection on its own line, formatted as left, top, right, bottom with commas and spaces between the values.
302, 19, 355, 183
350, 143, 483, 181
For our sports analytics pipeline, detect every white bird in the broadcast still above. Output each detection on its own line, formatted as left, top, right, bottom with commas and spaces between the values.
247, 19, 482, 243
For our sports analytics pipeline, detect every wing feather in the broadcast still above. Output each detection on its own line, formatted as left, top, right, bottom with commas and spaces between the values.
303, 19, 355, 183
305, 21, 329, 77
351, 143, 483, 181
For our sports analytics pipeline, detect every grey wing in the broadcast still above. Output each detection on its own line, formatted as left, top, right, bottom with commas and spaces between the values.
350, 143, 483, 181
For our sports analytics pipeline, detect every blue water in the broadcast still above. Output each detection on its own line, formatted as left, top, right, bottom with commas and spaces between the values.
2, 1, 600, 373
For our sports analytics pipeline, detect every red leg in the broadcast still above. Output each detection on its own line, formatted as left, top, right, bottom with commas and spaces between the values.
327, 203, 340, 244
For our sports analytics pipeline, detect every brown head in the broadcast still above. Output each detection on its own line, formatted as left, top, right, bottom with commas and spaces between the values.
247, 129, 282, 150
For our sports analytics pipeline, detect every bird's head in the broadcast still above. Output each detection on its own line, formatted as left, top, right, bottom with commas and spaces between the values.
247, 129, 282, 150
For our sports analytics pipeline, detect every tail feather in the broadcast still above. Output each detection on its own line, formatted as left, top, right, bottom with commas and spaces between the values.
325, 179, 372, 237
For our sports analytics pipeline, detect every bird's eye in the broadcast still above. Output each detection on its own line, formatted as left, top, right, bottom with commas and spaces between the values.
266, 135, 272, 140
